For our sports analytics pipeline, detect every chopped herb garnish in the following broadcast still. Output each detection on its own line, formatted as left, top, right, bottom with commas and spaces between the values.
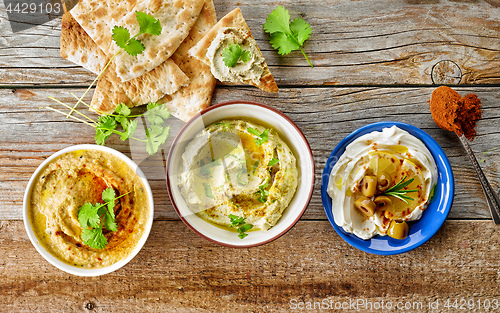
247, 127, 269, 146
256, 178, 271, 203
268, 158, 279, 167
228, 214, 253, 239
215, 122, 231, 129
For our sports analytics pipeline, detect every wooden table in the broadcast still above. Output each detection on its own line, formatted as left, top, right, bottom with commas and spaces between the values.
2, 0, 500, 312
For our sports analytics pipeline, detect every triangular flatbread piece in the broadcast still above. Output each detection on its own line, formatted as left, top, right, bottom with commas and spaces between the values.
59, 11, 189, 114
71, 0, 205, 82
91, 59, 189, 114
158, 0, 217, 121
60, 12, 107, 75
189, 8, 278, 93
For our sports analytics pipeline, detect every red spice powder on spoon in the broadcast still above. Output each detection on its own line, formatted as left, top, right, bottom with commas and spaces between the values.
429, 86, 482, 140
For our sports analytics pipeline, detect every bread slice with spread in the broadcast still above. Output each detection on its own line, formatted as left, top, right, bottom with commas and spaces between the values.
189, 8, 278, 93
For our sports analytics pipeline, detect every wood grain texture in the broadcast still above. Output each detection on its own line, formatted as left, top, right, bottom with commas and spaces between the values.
2, 220, 500, 312
1, 0, 500, 86
2, 87, 499, 220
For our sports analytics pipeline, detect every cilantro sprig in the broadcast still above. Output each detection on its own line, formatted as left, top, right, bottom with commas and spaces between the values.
247, 127, 269, 146
46, 12, 165, 155
228, 214, 253, 239
381, 175, 419, 204
47, 99, 170, 155
222, 43, 252, 67
256, 178, 271, 203
263, 6, 313, 67
112, 11, 162, 56
78, 188, 131, 249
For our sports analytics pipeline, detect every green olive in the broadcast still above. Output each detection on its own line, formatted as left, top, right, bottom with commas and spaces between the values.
361, 175, 377, 197
374, 196, 392, 211
377, 172, 393, 192
354, 196, 376, 217
387, 220, 409, 239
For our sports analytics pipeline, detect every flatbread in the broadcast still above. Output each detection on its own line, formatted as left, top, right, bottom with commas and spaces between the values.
189, 8, 278, 93
158, 0, 217, 121
60, 11, 190, 114
71, 0, 205, 82
91, 59, 189, 114
60, 12, 108, 75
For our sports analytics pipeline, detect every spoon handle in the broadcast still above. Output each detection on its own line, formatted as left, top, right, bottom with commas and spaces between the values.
458, 135, 500, 224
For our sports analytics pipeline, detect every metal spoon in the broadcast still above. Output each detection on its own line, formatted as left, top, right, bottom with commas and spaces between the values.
457, 134, 500, 224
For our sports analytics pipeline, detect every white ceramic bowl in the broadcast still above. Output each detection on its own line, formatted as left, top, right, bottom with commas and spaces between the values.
166, 101, 315, 247
23, 144, 154, 276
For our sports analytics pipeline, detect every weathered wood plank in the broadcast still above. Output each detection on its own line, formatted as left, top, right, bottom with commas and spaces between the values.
1, 0, 500, 86
1, 220, 500, 312
1, 86, 499, 220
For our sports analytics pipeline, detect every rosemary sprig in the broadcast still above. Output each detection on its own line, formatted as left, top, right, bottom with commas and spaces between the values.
382, 175, 419, 204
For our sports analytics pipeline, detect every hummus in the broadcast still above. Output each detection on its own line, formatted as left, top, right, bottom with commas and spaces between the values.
178, 119, 298, 232
327, 126, 437, 240
206, 27, 265, 85
28, 149, 150, 268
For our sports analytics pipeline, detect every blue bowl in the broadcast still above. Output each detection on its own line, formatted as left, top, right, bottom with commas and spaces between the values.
321, 122, 454, 255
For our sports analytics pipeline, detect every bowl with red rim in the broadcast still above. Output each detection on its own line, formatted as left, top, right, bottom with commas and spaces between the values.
166, 100, 315, 247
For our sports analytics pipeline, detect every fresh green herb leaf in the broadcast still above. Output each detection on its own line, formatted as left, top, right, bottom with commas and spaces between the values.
290, 18, 312, 46
115, 103, 131, 116
238, 223, 253, 233
222, 43, 252, 67
143, 102, 171, 155
124, 38, 145, 56
247, 127, 260, 136
203, 183, 214, 199
381, 175, 419, 204
78, 188, 131, 249
112, 11, 161, 56
81, 227, 108, 250
256, 178, 271, 203
103, 211, 118, 232
135, 11, 162, 36
247, 127, 269, 146
111, 26, 131, 49
268, 158, 279, 167
78, 203, 102, 229
101, 188, 116, 219
228, 214, 253, 239
263, 5, 313, 67
229, 214, 246, 226
95, 115, 117, 145
215, 122, 231, 129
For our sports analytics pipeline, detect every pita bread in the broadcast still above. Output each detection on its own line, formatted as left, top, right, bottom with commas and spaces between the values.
189, 8, 278, 93
158, 0, 217, 121
59, 10, 190, 114
71, 0, 205, 82
91, 59, 189, 114
60, 12, 108, 75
